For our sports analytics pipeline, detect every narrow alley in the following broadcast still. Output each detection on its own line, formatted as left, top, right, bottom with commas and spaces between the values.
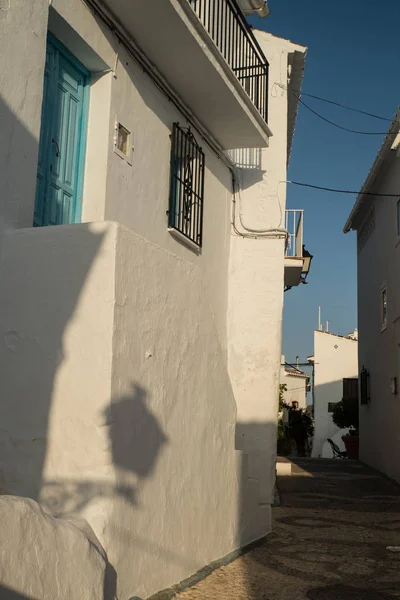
2, 2, 400, 598
169, 460, 400, 600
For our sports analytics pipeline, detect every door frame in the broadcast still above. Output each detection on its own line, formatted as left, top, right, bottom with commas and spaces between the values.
42, 33, 91, 225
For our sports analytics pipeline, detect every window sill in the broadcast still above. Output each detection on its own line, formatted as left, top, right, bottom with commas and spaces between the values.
114, 146, 133, 166
168, 228, 201, 255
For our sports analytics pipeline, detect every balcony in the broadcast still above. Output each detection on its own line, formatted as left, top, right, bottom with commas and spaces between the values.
284, 210, 312, 288
103, 0, 272, 149
189, 0, 269, 123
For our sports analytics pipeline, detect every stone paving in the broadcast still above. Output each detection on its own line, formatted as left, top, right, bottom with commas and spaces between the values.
174, 459, 400, 600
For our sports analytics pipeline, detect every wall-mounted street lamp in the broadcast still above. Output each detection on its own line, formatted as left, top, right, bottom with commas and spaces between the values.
301, 246, 313, 284
238, 0, 270, 18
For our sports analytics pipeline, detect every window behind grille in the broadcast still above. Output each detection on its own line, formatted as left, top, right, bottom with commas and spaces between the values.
168, 123, 205, 247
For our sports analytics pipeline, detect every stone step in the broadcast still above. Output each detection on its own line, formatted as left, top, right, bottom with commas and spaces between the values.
276, 456, 292, 476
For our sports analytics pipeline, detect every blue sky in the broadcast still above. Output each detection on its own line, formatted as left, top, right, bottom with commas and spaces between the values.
249, 0, 400, 364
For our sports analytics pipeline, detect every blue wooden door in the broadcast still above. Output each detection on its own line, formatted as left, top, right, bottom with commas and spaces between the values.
35, 35, 90, 226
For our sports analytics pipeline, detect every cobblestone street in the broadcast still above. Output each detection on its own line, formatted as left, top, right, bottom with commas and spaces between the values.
173, 459, 400, 600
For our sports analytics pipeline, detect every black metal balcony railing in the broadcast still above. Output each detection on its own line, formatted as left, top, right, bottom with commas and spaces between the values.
188, 0, 269, 122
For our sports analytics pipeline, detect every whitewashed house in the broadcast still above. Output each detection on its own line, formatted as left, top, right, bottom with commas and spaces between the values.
309, 329, 358, 458
280, 357, 309, 410
344, 110, 400, 482
0, 1, 308, 597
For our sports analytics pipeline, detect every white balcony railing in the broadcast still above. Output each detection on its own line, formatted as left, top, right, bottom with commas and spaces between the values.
285, 210, 303, 258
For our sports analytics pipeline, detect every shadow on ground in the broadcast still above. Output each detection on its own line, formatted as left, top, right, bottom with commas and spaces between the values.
248, 459, 400, 599
175, 459, 400, 600
307, 584, 397, 599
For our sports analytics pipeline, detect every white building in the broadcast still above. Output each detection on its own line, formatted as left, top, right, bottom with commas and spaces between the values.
280, 358, 309, 410
0, 1, 308, 597
310, 329, 358, 458
344, 109, 400, 482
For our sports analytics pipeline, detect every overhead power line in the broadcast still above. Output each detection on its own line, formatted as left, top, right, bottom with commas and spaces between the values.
275, 82, 394, 123
299, 92, 392, 122
288, 180, 400, 197
294, 94, 396, 135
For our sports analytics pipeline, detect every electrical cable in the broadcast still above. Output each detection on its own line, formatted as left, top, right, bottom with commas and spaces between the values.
280, 385, 310, 393
233, 167, 287, 235
294, 94, 397, 135
282, 363, 314, 367
288, 180, 400, 198
299, 92, 392, 122
230, 167, 291, 240
274, 82, 394, 123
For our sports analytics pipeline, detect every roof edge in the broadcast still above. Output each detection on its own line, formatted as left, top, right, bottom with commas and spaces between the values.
343, 108, 400, 233
284, 369, 309, 378
287, 49, 307, 164
315, 329, 358, 341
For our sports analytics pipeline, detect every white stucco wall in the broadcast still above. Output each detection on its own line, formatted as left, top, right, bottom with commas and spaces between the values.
0, 496, 114, 600
14, 0, 233, 355
103, 40, 233, 352
355, 147, 400, 482
0, 223, 115, 500
0, 1, 305, 597
0, 222, 249, 600
0, 0, 49, 228
228, 32, 306, 505
0, 0, 234, 355
108, 225, 243, 599
312, 330, 358, 458
280, 371, 308, 410
0, 0, 300, 376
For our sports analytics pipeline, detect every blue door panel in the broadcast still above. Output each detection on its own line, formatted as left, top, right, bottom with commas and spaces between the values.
48, 183, 60, 225
35, 35, 89, 227
63, 97, 80, 188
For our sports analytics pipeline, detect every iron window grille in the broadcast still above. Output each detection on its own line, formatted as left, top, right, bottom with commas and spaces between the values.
168, 123, 205, 247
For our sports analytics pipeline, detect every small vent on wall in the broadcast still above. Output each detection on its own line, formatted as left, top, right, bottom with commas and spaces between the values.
117, 124, 130, 156
114, 120, 133, 165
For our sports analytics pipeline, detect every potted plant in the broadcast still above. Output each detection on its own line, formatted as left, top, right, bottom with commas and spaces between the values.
332, 397, 359, 459
277, 419, 292, 456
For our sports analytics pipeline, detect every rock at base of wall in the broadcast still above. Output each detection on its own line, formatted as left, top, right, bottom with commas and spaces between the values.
0, 495, 116, 600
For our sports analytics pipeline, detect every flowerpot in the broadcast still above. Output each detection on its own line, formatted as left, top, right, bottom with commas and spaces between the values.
342, 434, 359, 460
